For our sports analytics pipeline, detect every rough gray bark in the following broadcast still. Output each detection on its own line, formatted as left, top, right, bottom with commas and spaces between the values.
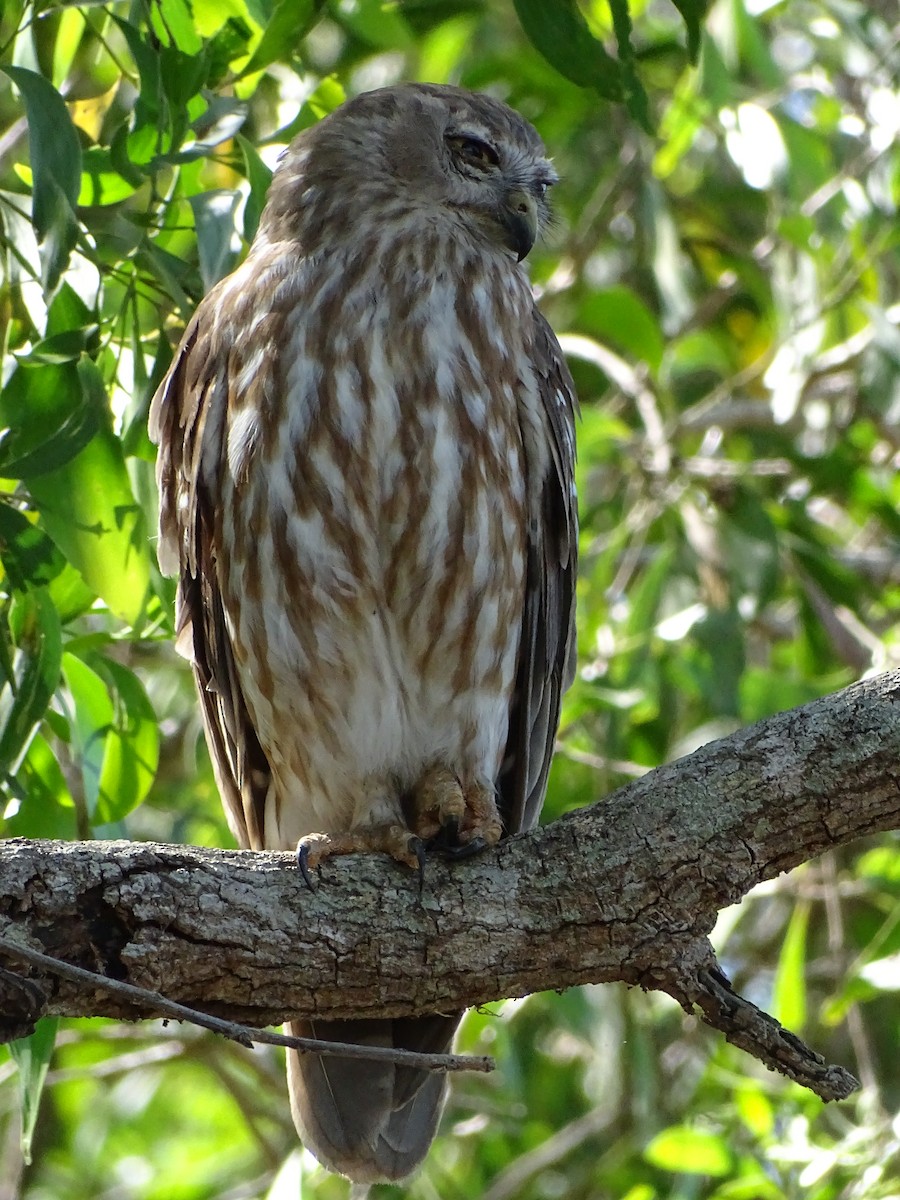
2, 670, 899, 1101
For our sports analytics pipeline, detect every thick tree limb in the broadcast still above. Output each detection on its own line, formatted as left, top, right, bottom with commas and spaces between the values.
2, 670, 899, 1102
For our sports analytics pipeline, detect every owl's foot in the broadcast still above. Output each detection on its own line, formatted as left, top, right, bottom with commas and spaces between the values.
410, 767, 502, 857
296, 826, 426, 891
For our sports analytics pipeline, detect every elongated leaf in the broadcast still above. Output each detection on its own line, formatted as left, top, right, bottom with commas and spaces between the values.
9, 1018, 59, 1165
609, 0, 651, 131
773, 899, 810, 1030
62, 652, 159, 823
189, 190, 241, 290
0, 589, 62, 776
91, 656, 159, 823
512, 0, 623, 101
670, 0, 709, 62
26, 360, 151, 626
0, 67, 82, 293
237, 133, 273, 241
61, 652, 109, 818
238, 0, 323, 77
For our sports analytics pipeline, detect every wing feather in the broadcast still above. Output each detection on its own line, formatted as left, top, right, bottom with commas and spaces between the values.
500, 308, 578, 835
149, 305, 270, 850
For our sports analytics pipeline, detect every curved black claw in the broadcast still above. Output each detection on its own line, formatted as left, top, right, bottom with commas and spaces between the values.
429, 814, 462, 854
296, 843, 316, 892
440, 814, 460, 846
442, 835, 487, 861
409, 835, 427, 894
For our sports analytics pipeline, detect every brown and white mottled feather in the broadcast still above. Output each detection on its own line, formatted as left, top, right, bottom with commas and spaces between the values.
150, 83, 577, 1183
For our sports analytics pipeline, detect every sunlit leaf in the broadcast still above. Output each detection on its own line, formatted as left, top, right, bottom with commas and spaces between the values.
25, 361, 152, 626
644, 1125, 732, 1175
773, 899, 809, 1031
61, 652, 159, 823
1, 731, 76, 839
150, 0, 203, 53
237, 0, 324, 77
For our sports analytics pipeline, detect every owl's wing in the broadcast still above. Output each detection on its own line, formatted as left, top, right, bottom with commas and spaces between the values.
500, 309, 578, 835
149, 304, 270, 851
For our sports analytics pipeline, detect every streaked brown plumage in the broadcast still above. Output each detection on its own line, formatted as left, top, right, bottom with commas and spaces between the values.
150, 82, 577, 1183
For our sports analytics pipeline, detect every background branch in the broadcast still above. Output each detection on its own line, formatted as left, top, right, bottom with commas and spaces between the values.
2, 671, 899, 1103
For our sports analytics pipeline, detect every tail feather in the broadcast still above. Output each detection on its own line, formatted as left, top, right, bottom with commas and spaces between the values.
286, 1015, 460, 1183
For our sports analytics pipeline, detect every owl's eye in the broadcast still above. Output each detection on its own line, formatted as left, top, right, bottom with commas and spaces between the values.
447, 134, 500, 171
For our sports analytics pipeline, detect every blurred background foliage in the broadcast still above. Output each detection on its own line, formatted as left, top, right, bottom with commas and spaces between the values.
1, 0, 899, 1197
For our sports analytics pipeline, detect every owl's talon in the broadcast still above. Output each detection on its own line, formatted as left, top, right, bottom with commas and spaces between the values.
297, 843, 316, 891
445, 835, 487, 860
409, 836, 427, 892
439, 814, 460, 847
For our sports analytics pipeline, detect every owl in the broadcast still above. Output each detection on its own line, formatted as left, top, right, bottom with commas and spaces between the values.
150, 82, 577, 1182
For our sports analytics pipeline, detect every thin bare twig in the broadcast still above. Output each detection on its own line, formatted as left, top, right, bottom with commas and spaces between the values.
0, 937, 493, 1076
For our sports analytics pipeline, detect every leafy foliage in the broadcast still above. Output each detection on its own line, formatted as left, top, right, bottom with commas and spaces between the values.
1, 1, 899, 1198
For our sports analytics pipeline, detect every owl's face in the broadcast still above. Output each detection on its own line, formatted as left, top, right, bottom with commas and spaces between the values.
269, 84, 557, 263
432, 94, 558, 260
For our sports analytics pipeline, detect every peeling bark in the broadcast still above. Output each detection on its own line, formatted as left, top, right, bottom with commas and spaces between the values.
2, 670, 899, 1101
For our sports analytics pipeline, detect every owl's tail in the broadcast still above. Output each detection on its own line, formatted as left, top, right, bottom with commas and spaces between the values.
286, 1014, 460, 1183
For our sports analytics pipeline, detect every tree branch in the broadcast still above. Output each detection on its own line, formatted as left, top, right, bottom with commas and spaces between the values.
3, 671, 899, 1102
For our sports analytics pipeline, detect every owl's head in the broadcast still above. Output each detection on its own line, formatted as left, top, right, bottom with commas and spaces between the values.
262, 83, 557, 263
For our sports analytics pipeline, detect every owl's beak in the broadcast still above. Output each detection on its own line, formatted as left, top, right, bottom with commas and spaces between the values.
499, 188, 539, 261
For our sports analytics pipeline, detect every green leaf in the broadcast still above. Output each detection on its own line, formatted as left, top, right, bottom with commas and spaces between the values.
609, 0, 651, 131
237, 0, 324, 77
0, 503, 66, 590
644, 1125, 732, 1175
77, 147, 138, 206
275, 75, 346, 141
0, 589, 62, 777
150, 0, 204, 53
0, 356, 100, 479
2, 731, 76, 839
62, 652, 159, 823
338, 0, 414, 49
580, 287, 665, 373
735, 1084, 775, 1137
94, 658, 159, 823
25, 362, 152, 627
237, 134, 273, 242
9, 1017, 59, 1165
16, 326, 99, 366
51, 6, 87, 88
720, 490, 780, 609
512, 0, 624, 101
669, 0, 709, 62
0, 66, 82, 294
189, 190, 241, 290
773, 899, 809, 1030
